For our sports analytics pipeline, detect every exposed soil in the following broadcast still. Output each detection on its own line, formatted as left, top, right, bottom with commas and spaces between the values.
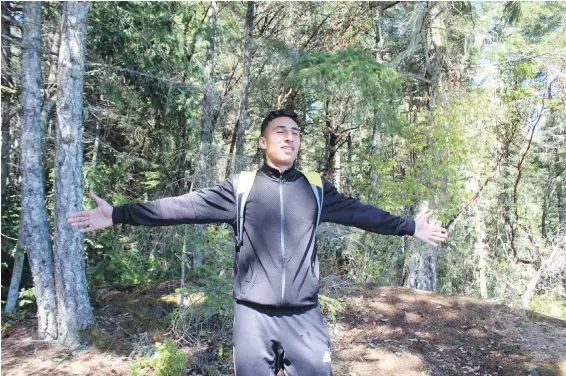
2, 283, 565, 375
330, 286, 566, 376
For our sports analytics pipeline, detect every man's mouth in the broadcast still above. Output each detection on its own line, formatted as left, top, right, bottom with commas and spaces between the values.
281, 146, 294, 151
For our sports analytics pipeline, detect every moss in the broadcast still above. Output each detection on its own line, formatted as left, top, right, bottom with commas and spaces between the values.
80, 327, 133, 356
96, 291, 177, 339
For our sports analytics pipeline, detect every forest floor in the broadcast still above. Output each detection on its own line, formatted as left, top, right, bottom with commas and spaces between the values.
2, 280, 565, 376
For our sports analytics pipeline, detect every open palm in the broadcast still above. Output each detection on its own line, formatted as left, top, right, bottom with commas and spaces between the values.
67, 192, 113, 233
413, 211, 448, 247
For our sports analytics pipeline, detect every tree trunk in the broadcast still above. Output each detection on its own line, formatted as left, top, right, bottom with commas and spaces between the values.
1, 1, 16, 198
406, 2, 447, 292
234, 1, 254, 174
225, 119, 239, 178
322, 97, 340, 183
475, 206, 488, 299
556, 152, 565, 225
194, 0, 217, 269
4, 252, 25, 313
344, 133, 352, 195
179, 225, 189, 312
522, 243, 560, 309
369, 108, 381, 201
1, 109, 14, 200
18, 0, 58, 340
54, 1, 93, 345
373, 3, 384, 63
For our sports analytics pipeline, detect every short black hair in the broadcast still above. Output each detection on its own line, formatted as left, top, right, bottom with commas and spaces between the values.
260, 109, 300, 136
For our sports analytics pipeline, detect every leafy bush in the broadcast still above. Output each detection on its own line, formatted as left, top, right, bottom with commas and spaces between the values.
131, 338, 187, 376
318, 294, 344, 322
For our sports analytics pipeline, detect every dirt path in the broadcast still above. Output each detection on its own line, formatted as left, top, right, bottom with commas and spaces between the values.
2, 285, 565, 375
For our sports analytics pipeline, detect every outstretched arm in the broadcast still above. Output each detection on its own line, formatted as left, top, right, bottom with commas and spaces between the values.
320, 178, 448, 246
68, 179, 237, 233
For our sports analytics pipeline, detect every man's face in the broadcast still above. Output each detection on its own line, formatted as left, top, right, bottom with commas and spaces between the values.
259, 116, 301, 170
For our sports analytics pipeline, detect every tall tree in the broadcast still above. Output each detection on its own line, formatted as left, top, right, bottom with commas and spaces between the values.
54, 1, 94, 345
14, 1, 58, 338
405, 1, 448, 291
193, 0, 218, 268
1, 1, 17, 197
234, 1, 254, 173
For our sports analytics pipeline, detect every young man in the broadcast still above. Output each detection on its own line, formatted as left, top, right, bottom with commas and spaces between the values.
68, 109, 448, 375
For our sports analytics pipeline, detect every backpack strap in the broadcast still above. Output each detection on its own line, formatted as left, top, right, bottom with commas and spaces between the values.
234, 170, 257, 249
300, 171, 324, 228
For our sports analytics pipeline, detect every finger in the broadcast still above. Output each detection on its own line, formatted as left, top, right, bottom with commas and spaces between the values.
426, 240, 439, 247
424, 211, 434, 221
432, 225, 447, 233
68, 211, 89, 220
70, 219, 91, 227
89, 191, 104, 206
430, 235, 447, 242
431, 230, 449, 238
67, 215, 90, 225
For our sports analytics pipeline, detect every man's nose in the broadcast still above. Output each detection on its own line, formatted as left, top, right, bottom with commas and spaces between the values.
284, 131, 295, 142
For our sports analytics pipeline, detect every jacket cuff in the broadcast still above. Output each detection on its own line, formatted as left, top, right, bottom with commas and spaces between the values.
112, 205, 124, 225
405, 219, 416, 236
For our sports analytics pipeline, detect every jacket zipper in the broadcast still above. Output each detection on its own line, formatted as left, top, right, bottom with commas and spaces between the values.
279, 178, 286, 305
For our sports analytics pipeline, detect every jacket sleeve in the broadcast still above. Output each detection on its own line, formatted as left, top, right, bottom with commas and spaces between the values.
112, 178, 236, 227
319, 177, 415, 236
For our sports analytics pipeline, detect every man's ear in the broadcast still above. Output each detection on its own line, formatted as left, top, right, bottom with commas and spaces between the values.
258, 136, 267, 150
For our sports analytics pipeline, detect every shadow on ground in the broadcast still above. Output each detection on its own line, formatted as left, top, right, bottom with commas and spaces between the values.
2, 283, 565, 375
330, 286, 566, 376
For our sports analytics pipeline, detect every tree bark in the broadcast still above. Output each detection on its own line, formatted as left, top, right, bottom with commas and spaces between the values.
344, 133, 352, 195
4, 252, 25, 313
521, 242, 560, 309
234, 1, 254, 174
406, 2, 447, 292
369, 110, 382, 200
556, 151, 565, 225
1, 1, 16, 198
54, 1, 94, 345
475, 206, 488, 299
372, 2, 384, 63
17, 0, 58, 339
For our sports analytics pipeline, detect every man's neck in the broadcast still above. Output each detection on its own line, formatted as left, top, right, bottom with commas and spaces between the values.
265, 159, 294, 173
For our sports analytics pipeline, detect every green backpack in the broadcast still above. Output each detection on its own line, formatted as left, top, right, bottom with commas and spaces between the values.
233, 170, 324, 249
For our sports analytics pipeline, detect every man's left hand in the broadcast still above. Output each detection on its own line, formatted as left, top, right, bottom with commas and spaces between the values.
413, 211, 448, 247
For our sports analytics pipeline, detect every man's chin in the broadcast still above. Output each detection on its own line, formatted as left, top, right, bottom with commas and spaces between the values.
272, 156, 296, 167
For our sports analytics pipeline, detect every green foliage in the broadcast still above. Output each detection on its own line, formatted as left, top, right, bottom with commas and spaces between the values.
318, 294, 344, 322
182, 262, 234, 317
17, 287, 35, 308
530, 294, 566, 320
131, 338, 188, 376
283, 48, 401, 108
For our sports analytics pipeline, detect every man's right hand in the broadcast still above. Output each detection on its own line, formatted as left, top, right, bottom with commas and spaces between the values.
67, 191, 113, 233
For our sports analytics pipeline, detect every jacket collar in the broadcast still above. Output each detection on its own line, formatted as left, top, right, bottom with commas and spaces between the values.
261, 163, 299, 181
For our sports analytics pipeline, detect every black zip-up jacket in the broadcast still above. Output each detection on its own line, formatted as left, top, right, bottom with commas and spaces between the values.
112, 164, 415, 307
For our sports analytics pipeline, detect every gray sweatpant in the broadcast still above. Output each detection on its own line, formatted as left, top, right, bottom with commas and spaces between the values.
233, 301, 333, 376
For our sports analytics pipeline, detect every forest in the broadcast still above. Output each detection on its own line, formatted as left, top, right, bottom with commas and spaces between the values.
1, 1, 565, 375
